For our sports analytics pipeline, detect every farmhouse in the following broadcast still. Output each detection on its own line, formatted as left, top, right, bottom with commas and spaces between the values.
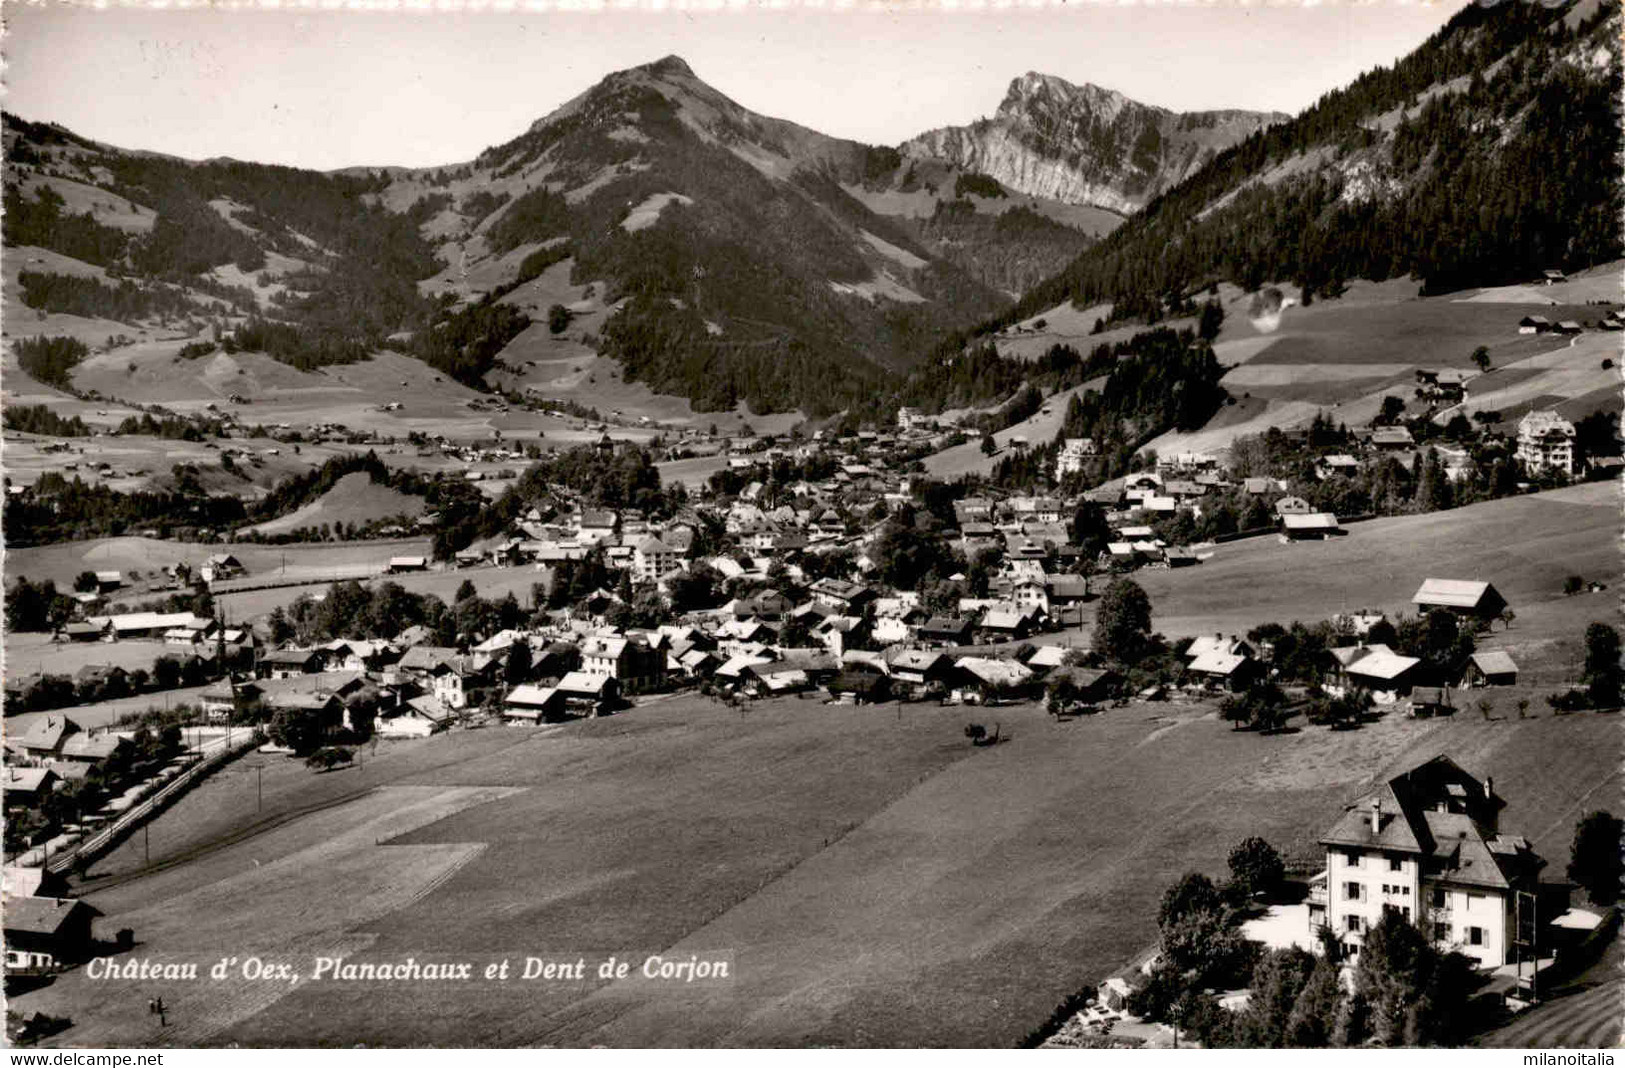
16, 715, 83, 760
259, 647, 332, 680
503, 684, 565, 723
1327, 644, 1422, 704
555, 671, 619, 714
1412, 579, 1508, 625
3, 766, 58, 811
1309, 755, 1544, 970
3, 897, 100, 971
1186, 649, 1260, 692
387, 556, 428, 573
916, 616, 974, 647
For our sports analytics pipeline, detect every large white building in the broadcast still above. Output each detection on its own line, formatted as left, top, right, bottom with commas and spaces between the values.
1055, 438, 1097, 480
1308, 756, 1544, 970
1515, 410, 1576, 475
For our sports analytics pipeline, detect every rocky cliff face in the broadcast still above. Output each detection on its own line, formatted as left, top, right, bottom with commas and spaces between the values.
903, 74, 1286, 214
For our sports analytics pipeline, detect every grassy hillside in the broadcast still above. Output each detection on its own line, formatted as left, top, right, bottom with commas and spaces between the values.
19, 685, 1616, 1047
243, 471, 427, 536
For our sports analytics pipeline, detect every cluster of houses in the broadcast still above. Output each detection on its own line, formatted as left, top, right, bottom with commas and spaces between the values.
1175, 579, 1518, 708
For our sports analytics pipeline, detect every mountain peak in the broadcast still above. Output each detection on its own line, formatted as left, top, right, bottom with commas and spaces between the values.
640, 55, 696, 79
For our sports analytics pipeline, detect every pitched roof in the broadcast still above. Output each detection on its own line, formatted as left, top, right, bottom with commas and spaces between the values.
1412, 578, 1502, 610
1332, 643, 1421, 682
1469, 650, 1519, 676
1188, 649, 1250, 676
4, 896, 99, 936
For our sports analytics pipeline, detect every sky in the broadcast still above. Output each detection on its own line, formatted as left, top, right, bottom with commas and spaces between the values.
2, 1, 1475, 172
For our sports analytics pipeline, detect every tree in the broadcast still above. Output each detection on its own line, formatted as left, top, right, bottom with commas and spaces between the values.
504, 641, 533, 686
1282, 954, 1345, 1047
1092, 578, 1153, 665
980, 431, 996, 456
1377, 396, 1406, 426
1228, 836, 1286, 900
1236, 947, 1316, 1047
1584, 622, 1622, 708
268, 605, 296, 645
73, 570, 100, 593
455, 578, 479, 603
270, 706, 327, 755
1568, 810, 1623, 905
1564, 574, 1585, 596
1470, 346, 1491, 372
547, 304, 571, 334
305, 746, 354, 772
1348, 909, 1474, 1047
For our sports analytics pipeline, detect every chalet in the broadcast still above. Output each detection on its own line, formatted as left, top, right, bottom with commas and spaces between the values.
92, 571, 123, 593
1315, 455, 1361, 479
503, 684, 566, 723
826, 669, 891, 704
1282, 513, 1342, 540
59, 733, 129, 765
1412, 579, 1508, 625
1186, 634, 1255, 662
59, 621, 104, 643
1553, 320, 1583, 335
815, 616, 871, 658
4, 897, 100, 971
1047, 574, 1091, 607
1328, 643, 1422, 704
261, 689, 345, 732
955, 656, 1035, 702
259, 647, 330, 680
1460, 651, 1519, 689
1370, 427, 1416, 450
809, 578, 875, 614
379, 694, 452, 737
1310, 755, 1543, 969
200, 679, 263, 723
200, 553, 245, 583
554, 671, 619, 714
3, 766, 57, 810
16, 715, 82, 761
976, 607, 1033, 645
917, 616, 974, 648
959, 522, 1000, 556
1517, 314, 1552, 335
387, 556, 428, 573
1186, 649, 1260, 692
1408, 686, 1454, 718
1050, 666, 1122, 705
886, 649, 954, 696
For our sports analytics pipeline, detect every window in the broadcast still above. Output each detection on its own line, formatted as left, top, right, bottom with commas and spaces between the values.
1402, 906, 1411, 920
1344, 882, 1362, 901
1401, 886, 1410, 896
1344, 850, 1363, 868
1346, 915, 1362, 933
1468, 926, 1484, 946
1389, 857, 1403, 872
1431, 888, 1446, 908
1433, 922, 1449, 941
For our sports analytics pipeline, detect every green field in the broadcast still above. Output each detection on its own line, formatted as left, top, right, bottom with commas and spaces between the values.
15, 666, 1620, 1048
1136, 480, 1620, 640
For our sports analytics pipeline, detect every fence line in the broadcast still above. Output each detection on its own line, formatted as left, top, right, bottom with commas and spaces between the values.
44, 731, 263, 875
